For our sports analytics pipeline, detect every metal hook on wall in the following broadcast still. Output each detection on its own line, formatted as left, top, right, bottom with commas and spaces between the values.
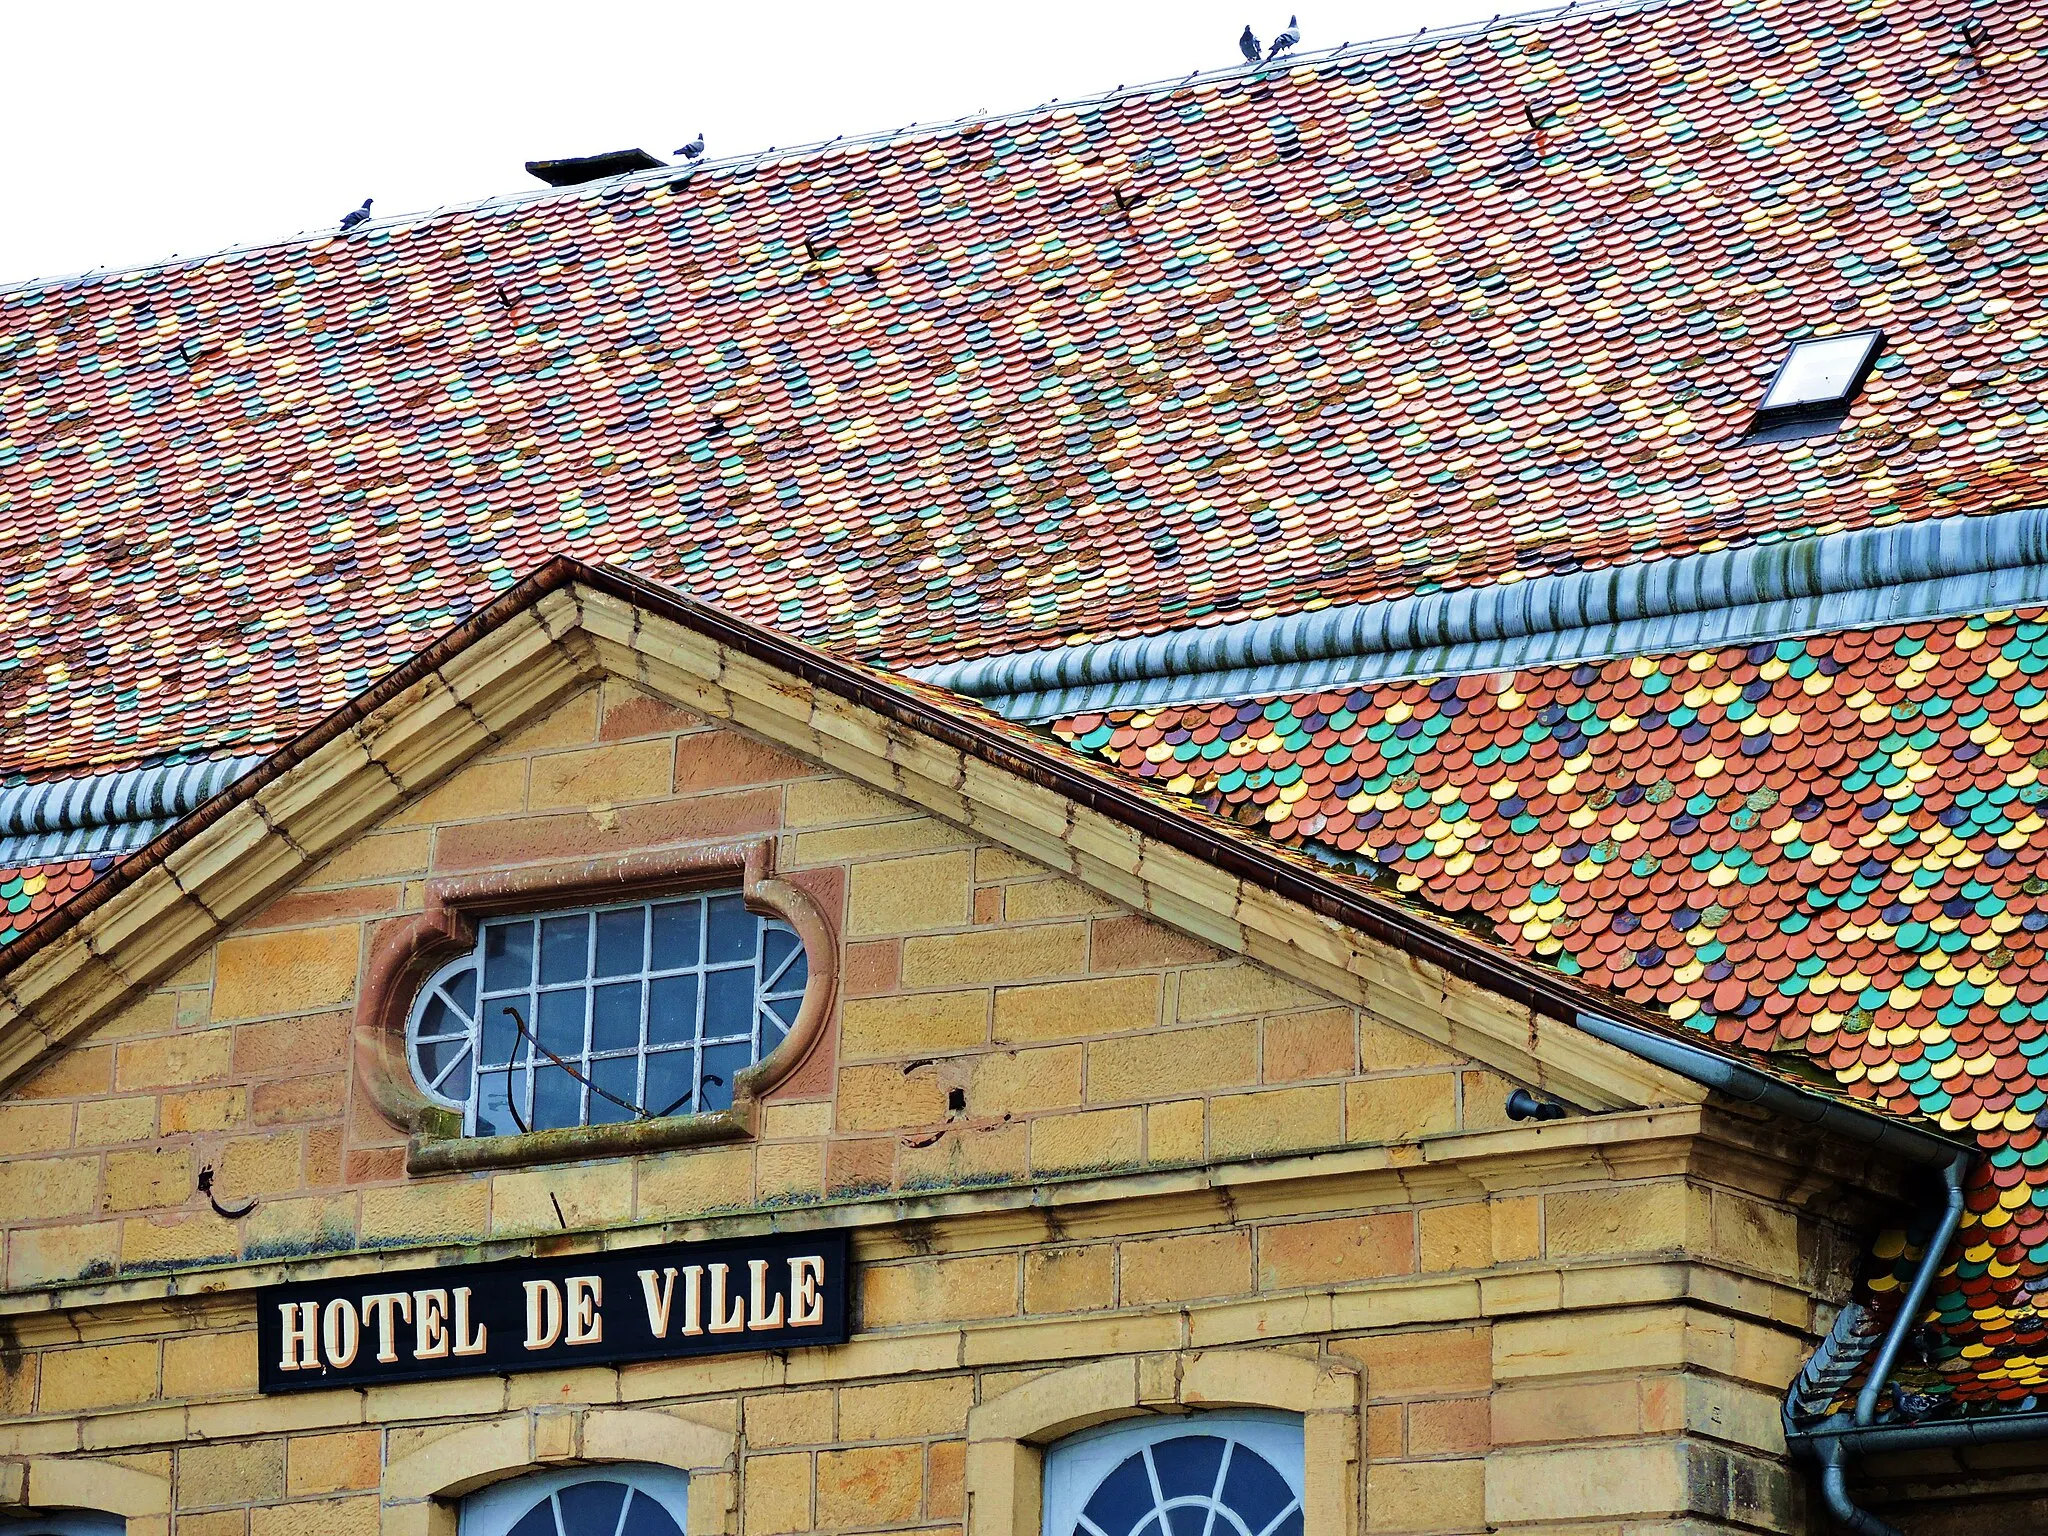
197, 1165, 257, 1220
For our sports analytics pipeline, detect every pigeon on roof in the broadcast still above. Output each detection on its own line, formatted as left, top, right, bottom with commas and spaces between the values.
339, 199, 373, 232
1267, 16, 1301, 57
675, 134, 705, 161
1239, 25, 1261, 62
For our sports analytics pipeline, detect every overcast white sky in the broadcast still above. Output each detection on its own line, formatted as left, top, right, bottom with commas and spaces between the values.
1, 0, 1490, 287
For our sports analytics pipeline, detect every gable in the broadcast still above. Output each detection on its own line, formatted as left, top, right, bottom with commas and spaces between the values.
0, 672, 1547, 1288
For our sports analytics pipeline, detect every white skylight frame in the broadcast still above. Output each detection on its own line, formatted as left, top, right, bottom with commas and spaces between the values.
1750, 329, 1884, 434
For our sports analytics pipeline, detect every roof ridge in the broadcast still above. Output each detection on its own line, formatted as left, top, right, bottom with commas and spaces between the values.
0, 0, 1652, 299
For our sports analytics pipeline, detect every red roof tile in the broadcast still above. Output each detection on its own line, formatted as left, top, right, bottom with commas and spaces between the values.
6, 0, 2048, 778
0, 858, 113, 951
1051, 610, 2048, 1414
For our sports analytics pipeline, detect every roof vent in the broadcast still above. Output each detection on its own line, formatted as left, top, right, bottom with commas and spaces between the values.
1746, 329, 1884, 442
524, 149, 666, 187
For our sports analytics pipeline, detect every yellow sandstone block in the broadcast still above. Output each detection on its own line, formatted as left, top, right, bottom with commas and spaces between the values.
0, 1103, 72, 1155
815, 1444, 921, 1527
1346, 1073, 1459, 1145
1366, 1459, 1484, 1533
863, 1255, 1017, 1328
390, 758, 528, 827
213, 927, 361, 1022
1175, 962, 1325, 1021
286, 1430, 383, 1495
76, 1096, 157, 1147
840, 991, 990, 1060
847, 851, 973, 937
1087, 1021, 1257, 1102
163, 1331, 259, 1401
530, 739, 673, 810
838, 1376, 975, 1441
745, 1389, 835, 1448
784, 777, 907, 828
1210, 1085, 1342, 1159
993, 974, 1160, 1043
6, 1219, 118, 1289
1260, 1212, 1415, 1289
105, 1147, 198, 1212
1120, 1231, 1252, 1305
0, 1155, 98, 1222
492, 1162, 634, 1236
1003, 878, 1118, 920
899, 924, 1089, 988
40, 1340, 159, 1413
248, 1496, 378, 1536
115, 1029, 234, 1091
308, 829, 431, 887
1545, 1185, 1689, 1258
1024, 1245, 1115, 1314
178, 1440, 284, 1509
740, 1451, 812, 1536
1030, 1107, 1142, 1174
833, 1064, 948, 1133
636, 1146, 755, 1220
968, 1047, 1084, 1116
359, 1178, 490, 1247
1262, 1008, 1358, 1081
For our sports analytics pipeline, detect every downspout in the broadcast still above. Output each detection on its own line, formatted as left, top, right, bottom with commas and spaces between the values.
1569, 1012, 1979, 1536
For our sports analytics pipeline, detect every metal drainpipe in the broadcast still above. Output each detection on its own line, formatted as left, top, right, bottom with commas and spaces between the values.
1566, 1013, 1981, 1535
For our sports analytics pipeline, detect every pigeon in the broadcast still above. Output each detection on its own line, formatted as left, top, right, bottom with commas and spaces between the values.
1267, 15, 1301, 57
675, 134, 705, 161
1239, 25, 1261, 62
339, 198, 373, 232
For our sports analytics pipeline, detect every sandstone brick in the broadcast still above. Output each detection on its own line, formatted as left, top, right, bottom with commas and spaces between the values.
826, 1138, 895, 1197
1024, 1245, 1115, 1314
163, 1331, 259, 1401
816, 1444, 921, 1528
17, 1044, 113, 1099
758, 1141, 826, 1203
1260, 1211, 1414, 1289
896, 1123, 1029, 1189
530, 738, 673, 809
252, 1075, 345, 1126
1420, 1203, 1493, 1272
636, 1145, 755, 1220
116, 1029, 234, 1091
1358, 1017, 1465, 1072
835, 1063, 948, 1133
0, 1102, 71, 1155
1146, 1099, 1205, 1163
248, 884, 403, 932
7, 1219, 118, 1288
493, 1162, 634, 1235
432, 790, 780, 873
1121, 1231, 1252, 1305
1490, 1380, 1642, 1444
601, 683, 701, 741
847, 851, 973, 937
994, 974, 1160, 1042
1546, 1184, 1688, 1258
286, 1430, 382, 1495
969, 1047, 1083, 1116
840, 991, 989, 1061
179, 1440, 283, 1508
390, 757, 528, 826
1175, 961, 1324, 1021
839, 1376, 975, 1440
1408, 1397, 1489, 1456
177, 1514, 243, 1536
1210, 1085, 1343, 1159
213, 926, 361, 1021
91, 990, 178, 1042
746, 1389, 835, 1447
761, 1100, 834, 1140
105, 1147, 197, 1212
163, 1087, 248, 1134
249, 1496, 377, 1536
841, 940, 901, 998
220, 1131, 304, 1198
233, 1012, 349, 1075
41, 1340, 158, 1412
492, 688, 598, 754
1088, 1021, 1257, 1102
1709, 1190, 1799, 1279
0, 1354, 34, 1418
784, 777, 906, 827
1090, 916, 1220, 971
245, 1194, 357, 1261
1367, 1404, 1404, 1460
1263, 1008, 1357, 1081
0, 1155, 97, 1222
1492, 1196, 1542, 1263
309, 829, 431, 885
76, 1096, 157, 1146
122, 1213, 237, 1271
901, 923, 1089, 987
973, 886, 1002, 924
1031, 1107, 1143, 1174
1346, 1073, 1460, 1144
741, 1451, 811, 1536
1458, 1070, 1523, 1132
1366, 1459, 1484, 1533
675, 729, 814, 794
359, 1178, 490, 1247
1004, 878, 1117, 920
793, 818, 965, 865
1335, 1326, 1492, 1396
928, 1441, 965, 1521
863, 1255, 1016, 1327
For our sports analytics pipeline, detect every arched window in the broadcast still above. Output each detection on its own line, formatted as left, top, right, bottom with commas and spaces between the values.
1043, 1413, 1305, 1536
460, 1466, 691, 1536
0, 1516, 124, 1536
408, 890, 809, 1135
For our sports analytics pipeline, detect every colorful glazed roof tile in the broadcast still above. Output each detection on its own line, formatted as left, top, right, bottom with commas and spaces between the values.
0, 858, 113, 950
1049, 610, 2048, 1415
6, 0, 2048, 778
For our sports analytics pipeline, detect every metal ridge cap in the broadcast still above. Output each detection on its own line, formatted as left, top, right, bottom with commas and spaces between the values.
0, 0, 1658, 298
0, 756, 267, 838
912, 506, 2048, 709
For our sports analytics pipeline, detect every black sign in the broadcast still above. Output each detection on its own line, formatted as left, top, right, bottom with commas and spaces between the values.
257, 1230, 849, 1393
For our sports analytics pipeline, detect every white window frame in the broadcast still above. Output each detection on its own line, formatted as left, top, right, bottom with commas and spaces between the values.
459, 1464, 692, 1536
407, 889, 808, 1136
1041, 1411, 1305, 1536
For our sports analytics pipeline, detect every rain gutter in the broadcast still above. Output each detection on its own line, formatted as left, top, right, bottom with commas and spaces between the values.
910, 505, 2048, 720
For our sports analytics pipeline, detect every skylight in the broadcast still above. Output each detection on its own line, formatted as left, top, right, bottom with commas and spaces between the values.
1747, 329, 1884, 440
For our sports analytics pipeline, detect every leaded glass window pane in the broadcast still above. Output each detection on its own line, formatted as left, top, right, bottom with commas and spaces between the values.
406, 890, 808, 1135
